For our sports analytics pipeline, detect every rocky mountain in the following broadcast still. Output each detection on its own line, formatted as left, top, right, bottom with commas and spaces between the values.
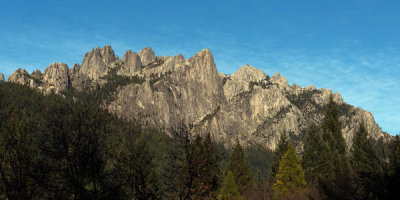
3, 46, 392, 150
0, 73, 4, 82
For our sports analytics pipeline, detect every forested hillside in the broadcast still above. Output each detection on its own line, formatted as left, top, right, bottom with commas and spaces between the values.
0, 82, 399, 200
4, 46, 392, 151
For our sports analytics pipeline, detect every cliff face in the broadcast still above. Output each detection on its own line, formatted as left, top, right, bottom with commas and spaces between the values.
0, 73, 4, 82
3, 46, 392, 150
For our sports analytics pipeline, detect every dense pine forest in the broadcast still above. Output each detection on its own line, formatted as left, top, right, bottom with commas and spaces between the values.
0, 82, 400, 200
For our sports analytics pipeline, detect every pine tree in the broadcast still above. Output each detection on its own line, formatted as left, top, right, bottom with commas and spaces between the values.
272, 131, 289, 178
351, 122, 381, 199
302, 123, 333, 184
390, 135, 400, 177
217, 170, 241, 200
321, 95, 353, 199
227, 141, 252, 194
192, 133, 220, 199
388, 135, 400, 198
273, 143, 306, 199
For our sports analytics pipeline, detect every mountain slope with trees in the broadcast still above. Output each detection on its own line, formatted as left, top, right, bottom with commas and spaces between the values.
3, 46, 392, 151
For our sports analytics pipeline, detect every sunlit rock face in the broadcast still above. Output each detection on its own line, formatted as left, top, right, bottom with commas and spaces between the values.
42, 62, 70, 94
3, 46, 392, 150
0, 73, 4, 82
80, 45, 117, 81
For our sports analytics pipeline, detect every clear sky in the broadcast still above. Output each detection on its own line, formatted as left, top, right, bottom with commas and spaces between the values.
0, 0, 399, 135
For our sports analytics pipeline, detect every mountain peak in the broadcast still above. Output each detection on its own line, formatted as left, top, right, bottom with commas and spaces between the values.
2, 45, 391, 150
43, 62, 70, 93
139, 47, 156, 66
0, 73, 4, 82
231, 64, 267, 82
120, 49, 142, 76
270, 72, 288, 86
80, 45, 117, 80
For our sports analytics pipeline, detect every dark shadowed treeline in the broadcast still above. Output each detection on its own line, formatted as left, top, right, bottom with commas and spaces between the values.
0, 83, 399, 200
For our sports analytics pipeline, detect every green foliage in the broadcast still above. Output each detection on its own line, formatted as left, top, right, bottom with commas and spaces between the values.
320, 95, 353, 199
273, 143, 306, 199
245, 144, 273, 183
0, 107, 39, 199
166, 125, 220, 199
352, 123, 379, 172
227, 141, 252, 194
0, 83, 166, 199
302, 123, 333, 184
272, 132, 289, 178
388, 135, 400, 198
112, 128, 159, 199
1, 82, 399, 200
351, 123, 382, 199
390, 136, 400, 176
218, 170, 241, 200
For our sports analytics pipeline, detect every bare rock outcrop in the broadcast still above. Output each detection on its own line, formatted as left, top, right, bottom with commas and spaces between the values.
42, 62, 70, 94
31, 70, 43, 80
270, 73, 289, 88
6, 45, 392, 150
8, 68, 38, 88
0, 73, 4, 82
80, 46, 117, 80
118, 50, 142, 76
139, 47, 156, 66
231, 64, 267, 82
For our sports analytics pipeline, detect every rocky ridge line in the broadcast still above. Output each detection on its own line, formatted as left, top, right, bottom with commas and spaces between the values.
2, 46, 393, 150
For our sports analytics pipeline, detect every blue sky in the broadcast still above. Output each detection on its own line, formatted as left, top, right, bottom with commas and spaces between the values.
0, 0, 399, 135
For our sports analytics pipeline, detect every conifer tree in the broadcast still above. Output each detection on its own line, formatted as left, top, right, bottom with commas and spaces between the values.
272, 131, 289, 178
273, 143, 306, 199
227, 141, 252, 194
321, 95, 353, 199
217, 170, 241, 200
388, 135, 400, 198
390, 135, 400, 177
192, 133, 220, 199
302, 123, 333, 184
352, 122, 381, 199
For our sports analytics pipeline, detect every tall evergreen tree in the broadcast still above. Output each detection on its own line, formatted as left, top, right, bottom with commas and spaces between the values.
113, 129, 158, 200
191, 133, 220, 199
352, 122, 381, 199
302, 123, 333, 184
167, 124, 220, 199
321, 95, 353, 199
228, 141, 252, 195
388, 135, 400, 198
217, 170, 241, 200
272, 131, 289, 178
273, 143, 306, 199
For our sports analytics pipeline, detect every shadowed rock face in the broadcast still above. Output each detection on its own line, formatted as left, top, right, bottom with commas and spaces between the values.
2, 45, 393, 150
0, 73, 4, 82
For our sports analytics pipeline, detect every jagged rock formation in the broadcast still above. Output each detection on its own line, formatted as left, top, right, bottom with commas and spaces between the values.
7, 68, 40, 88
2, 46, 392, 150
139, 47, 156, 66
80, 46, 117, 81
118, 50, 142, 76
0, 73, 4, 82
